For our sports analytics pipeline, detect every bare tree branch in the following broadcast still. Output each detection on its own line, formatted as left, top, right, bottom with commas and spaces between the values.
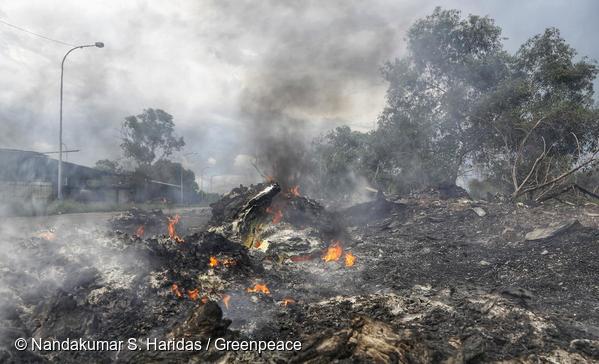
512, 117, 545, 192
516, 150, 599, 198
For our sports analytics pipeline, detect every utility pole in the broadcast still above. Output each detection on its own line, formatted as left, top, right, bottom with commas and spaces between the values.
58, 42, 104, 199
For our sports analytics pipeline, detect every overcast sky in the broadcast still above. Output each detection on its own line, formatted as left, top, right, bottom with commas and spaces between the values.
1, 0, 598, 192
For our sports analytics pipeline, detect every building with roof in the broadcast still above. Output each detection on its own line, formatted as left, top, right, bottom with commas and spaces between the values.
0, 148, 133, 213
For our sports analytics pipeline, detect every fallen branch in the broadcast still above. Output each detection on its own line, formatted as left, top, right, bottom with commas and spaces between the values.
536, 183, 599, 203
517, 154, 599, 198
536, 185, 575, 203
573, 184, 599, 200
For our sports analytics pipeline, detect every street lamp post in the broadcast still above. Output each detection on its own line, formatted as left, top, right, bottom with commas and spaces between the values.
57, 42, 104, 200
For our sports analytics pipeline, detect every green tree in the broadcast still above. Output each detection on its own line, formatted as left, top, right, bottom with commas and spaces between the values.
120, 109, 185, 168
141, 159, 200, 203
473, 28, 599, 199
313, 126, 371, 199
312, 8, 599, 201
94, 159, 121, 173
377, 7, 509, 190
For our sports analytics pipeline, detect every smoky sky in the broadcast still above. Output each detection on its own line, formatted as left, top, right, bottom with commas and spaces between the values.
1, 0, 598, 192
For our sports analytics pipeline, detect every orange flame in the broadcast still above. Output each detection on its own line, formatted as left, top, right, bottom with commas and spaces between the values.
288, 185, 300, 198
209, 256, 219, 268
272, 209, 283, 224
246, 283, 271, 295
345, 252, 356, 267
188, 288, 199, 301
171, 283, 183, 298
135, 225, 145, 237
281, 297, 295, 306
265, 206, 283, 224
167, 215, 184, 243
222, 294, 231, 309
323, 240, 343, 262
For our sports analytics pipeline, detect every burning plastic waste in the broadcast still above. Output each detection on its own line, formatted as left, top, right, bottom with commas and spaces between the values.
288, 185, 300, 198
265, 206, 284, 224
281, 297, 296, 306
222, 294, 231, 309
187, 288, 200, 301
345, 252, 356, 267
209, 256, 235, 268
323, 240, 343, 262
246, 283, 271, 295
167, 214, 184, 243
171, 283, 183, 299
135, 225, 145, 237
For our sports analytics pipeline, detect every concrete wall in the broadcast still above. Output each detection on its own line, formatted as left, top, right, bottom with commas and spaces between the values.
0, 181, 53, 214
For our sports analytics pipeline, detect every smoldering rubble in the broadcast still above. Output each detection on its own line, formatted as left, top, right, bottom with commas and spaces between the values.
1, 182, 599, 363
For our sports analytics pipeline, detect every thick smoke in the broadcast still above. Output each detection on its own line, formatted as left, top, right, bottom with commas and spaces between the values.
208, 0, 412, 188
2, 1, 599, 192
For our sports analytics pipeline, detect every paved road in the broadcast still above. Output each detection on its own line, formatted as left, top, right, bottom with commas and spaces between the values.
0, 207, 212, 240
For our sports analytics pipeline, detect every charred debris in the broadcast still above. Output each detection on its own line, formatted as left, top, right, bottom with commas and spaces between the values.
2, 181, 599, 363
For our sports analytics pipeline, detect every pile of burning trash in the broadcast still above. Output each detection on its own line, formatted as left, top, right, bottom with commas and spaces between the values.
208, 182, 348, 263
1, 181, 599, 363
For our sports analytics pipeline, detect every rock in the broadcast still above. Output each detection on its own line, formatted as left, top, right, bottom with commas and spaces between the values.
470, 207, 487, 217
525, 220, 582, 241
170, 301, 231, 339
541, 249, 549, 255
479, 260, 491, 266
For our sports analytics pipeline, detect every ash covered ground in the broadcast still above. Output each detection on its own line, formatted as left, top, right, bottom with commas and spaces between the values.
1, 184, 598, 363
